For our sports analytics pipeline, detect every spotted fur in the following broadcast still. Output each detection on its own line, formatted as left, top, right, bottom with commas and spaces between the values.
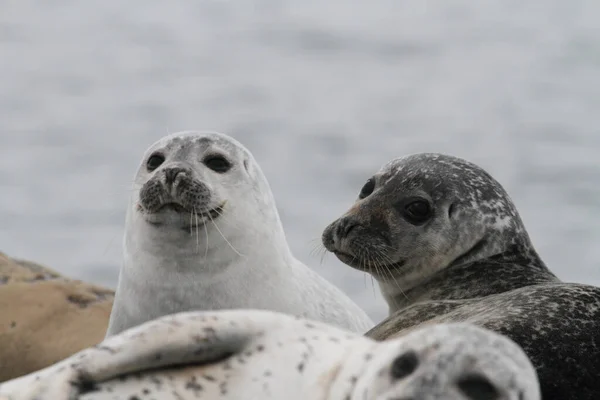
322, 153, 600, 399
0, 309, 540, 400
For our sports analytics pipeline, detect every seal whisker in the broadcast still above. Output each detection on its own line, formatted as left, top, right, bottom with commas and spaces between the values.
203, 213, 209, 261
193, 208, 201, 254
372, 254, 405, 309
207, 211, 245, 258
361, 249, 378, 298
308, 240, 329, 265
209, 206, 240, 231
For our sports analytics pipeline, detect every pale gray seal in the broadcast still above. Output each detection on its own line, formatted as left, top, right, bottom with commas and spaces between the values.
106, 131, 373, 337
0, 309, 540, 400
322, 153, 600, 400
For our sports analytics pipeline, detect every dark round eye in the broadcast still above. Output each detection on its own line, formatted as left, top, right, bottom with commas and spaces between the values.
457, 374, 499, 400
146, 153, 165, 171
403, 200, 432, 225
390, 350, 419, 380
359, 178, 375, 199
204, 155, 231, 173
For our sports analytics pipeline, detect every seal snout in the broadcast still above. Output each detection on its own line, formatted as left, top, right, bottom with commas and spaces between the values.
138, 165, 213, 217
322, 215, 360, 253
164, 166, 188, 186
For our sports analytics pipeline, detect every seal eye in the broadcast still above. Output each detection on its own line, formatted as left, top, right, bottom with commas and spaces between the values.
359, 178, 375, 199
146, 153, 165, 172
403, 200, 432, 225
390, 350, 419, 380
204, 155, 231, 173
457, 374, 499, 400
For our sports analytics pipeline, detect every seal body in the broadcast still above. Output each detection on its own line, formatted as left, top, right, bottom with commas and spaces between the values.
106, 131, 372, 337
322, 153, 600, 400
0, 309, 541, 400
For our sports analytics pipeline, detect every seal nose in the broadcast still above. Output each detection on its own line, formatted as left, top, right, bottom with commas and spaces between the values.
164, 167, 188, 185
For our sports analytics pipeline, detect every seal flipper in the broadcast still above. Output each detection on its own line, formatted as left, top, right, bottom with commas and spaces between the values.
0, 309, 278, 400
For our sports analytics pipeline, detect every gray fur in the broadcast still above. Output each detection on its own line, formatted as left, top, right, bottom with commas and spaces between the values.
322, 153, 600, 400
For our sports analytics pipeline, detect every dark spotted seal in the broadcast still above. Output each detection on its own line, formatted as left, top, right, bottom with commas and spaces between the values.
322, 153, 600, 400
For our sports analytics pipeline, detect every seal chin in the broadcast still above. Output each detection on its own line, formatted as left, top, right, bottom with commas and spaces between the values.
332, 250, 372, 272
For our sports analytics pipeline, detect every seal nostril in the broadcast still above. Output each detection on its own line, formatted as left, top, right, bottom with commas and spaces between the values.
164, 167, 187, 184
457, 374, 499, 400
335, 218, 359, 241
343, 221, 358, 237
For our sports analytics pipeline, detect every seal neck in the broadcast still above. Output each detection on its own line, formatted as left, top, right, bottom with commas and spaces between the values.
380, 241, 559, 313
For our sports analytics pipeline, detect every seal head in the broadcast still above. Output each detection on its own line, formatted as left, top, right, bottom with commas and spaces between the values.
322, 153, 556, 309
356, 323, 540, 400
107, 131, 373, 337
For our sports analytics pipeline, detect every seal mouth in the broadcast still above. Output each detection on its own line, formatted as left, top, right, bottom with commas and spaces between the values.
156, 203, 188, 213
142, 202, 226, 228
332, 250, 405, 272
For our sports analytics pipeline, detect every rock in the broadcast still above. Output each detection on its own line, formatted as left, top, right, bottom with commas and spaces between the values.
0, 252, 114, 382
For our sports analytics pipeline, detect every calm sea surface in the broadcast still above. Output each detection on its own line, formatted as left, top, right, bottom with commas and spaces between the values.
1, 0, 599, 322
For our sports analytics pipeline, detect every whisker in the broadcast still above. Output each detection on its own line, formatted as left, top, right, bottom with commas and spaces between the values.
210, 206, 240, 231
203, 215, 209, 261
208, 212, 244, 257
194, 208, 200, 254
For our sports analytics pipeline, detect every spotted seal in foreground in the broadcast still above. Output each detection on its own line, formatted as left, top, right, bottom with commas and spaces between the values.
321, 153, 600, 399
0, 309, 540, 400
0, 252, 113, 382
106, 131, 372, 337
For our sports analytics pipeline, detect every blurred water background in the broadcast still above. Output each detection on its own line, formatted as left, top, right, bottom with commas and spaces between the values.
1, 0, 599, 323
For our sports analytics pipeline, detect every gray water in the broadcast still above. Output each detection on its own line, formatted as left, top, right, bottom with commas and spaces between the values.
1, 0, 599, 323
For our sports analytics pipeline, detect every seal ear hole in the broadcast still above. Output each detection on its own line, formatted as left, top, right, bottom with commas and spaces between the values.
204, 154, 232, 173
243, 159, 249, 173
390, 350, 419, 380
146, 153, 165, 172
456, 374, 499, 400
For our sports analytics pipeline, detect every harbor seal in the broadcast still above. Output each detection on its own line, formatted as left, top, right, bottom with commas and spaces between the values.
106, 131, 373, 337
0, 252, 113, 382
0, 309, 541, 400
322, 153, 600, 400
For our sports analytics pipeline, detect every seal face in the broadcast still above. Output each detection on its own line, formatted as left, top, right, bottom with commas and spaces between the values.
106, 131, 373, 338
322, 153, 554, 306
359, 323, 540, 400
321, 153, 600, 400
0, 309, 541, 400
134, 134, 241, 230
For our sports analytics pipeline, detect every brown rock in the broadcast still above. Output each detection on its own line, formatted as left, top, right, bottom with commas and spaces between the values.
0, 252, 114, 382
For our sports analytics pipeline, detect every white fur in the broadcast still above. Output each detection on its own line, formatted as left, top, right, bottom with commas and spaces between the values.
106, 131, 373, 337
0, 309, 540, 400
